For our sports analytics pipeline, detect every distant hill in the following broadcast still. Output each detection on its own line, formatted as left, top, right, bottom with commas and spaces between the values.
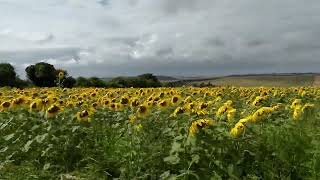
101, 73, 320, 87
163, 73, 320, 87
156, 75, 178, 82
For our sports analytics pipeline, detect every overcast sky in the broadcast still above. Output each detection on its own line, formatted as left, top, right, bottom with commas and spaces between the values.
0, 0, 320, 78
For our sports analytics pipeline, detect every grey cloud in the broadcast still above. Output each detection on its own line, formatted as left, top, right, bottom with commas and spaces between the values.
37, 34, 55, 44
159, 0, 215, 14
1, 0, 320, 77
206, 38, 225, 47
156, 47, 174, 57
0, 47, 81, 67
97, 0, 109, 6
247, 40, 267, 48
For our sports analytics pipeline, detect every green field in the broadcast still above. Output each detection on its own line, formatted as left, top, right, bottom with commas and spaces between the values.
190, 74, 316, 87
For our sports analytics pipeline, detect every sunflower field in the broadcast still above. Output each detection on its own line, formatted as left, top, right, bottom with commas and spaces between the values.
1, 86, 320, 179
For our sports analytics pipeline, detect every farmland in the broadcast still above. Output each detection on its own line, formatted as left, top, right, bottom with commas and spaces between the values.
1, 86, 320, 179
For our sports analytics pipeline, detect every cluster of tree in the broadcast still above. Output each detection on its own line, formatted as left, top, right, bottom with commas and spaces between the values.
107, 74, 162, 88
74, 73, 162, 88
75, 77, 107, 87
25, 62, 76, 88
0, 62, 162, 88
0, 63, 29, 88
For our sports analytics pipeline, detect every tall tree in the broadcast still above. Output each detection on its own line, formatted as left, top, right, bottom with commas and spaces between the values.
0, 63, 17, 87
25, 62, 56, 87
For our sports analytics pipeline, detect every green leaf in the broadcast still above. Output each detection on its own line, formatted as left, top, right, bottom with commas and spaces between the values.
191, 154, 200, 164
171, 142, 183, 154
4, 133, 15, 141
0, 147, 8, 153
43, 163, 50, 171
159, 171, 171, 179
22, 140, 33, 152
30, 125, 40, 131
35, 133, 48, 143
164, 155, 180, 165
72, 126, 80, 133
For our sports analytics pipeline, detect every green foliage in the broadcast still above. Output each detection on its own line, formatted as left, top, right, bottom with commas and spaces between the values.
1, 108, 320, 179
0, 63, 17, 87
75, 77, 107, 87
74, 74, 161, 88
108, 73, 162, 88
62, 76, 76, 88
25, 62, 56, 87
0, 63, 31, 88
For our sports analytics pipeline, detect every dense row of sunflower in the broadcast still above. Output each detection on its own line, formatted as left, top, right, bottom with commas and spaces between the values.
0, 86, 318, 138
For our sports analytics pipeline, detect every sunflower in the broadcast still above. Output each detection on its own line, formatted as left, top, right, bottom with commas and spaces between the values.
170, 107, 185, 117
0, 101, 11, 112
136, 103, 149, 117
252, 96, 265, 106
58, 71, 65, 80
198, 102, 208, 110
76, 109, 92, 123
293, 106, 303, 120
129, 114, 137, 124
11, 96, 27, 109
29, 100, 41, 112
188, 118, 214, 137
185, 102, 196, 113
102, 99, 111, 108
46, 104, 61, 118
120, 96, 130, 105
238, 116, 253, 125
130, 98, 139, 107
109, 103, 117, 111
291, 99, 302, 109
216, 105, 229, 117
66, 101, 76, 108
230, 122, 245, 137
252, 107, 273, 122
158, 99, 169, 109
115, 103, 124, 111
171, 95, 180, 105
227, 108, 237, 122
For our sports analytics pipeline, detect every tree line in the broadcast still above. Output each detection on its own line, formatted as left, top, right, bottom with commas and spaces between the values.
0, 62, 161, 88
